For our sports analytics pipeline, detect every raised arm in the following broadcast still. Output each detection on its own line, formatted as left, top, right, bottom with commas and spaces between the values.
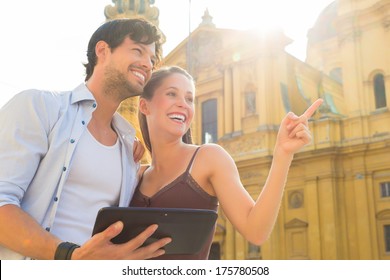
208, 99, 323, 245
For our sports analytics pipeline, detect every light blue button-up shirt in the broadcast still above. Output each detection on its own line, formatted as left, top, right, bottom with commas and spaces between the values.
0, 84, 138, 259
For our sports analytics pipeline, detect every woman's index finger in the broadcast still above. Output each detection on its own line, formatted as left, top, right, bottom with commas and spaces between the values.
303, 99, 323, 118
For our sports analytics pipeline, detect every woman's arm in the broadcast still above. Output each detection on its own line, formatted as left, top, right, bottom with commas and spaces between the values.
207, 99, 323, 245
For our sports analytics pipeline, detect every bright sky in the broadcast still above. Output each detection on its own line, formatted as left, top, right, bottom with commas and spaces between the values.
0, 0, 334, 108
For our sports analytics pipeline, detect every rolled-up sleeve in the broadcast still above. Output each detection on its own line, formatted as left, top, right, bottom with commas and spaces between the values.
0, 90, 52, 207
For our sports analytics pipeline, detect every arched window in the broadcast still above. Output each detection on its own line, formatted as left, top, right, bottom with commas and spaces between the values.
330, 67, 343, 84
374, 74, 387, 109
202, 99, 217, 144
385, 225, 390, 253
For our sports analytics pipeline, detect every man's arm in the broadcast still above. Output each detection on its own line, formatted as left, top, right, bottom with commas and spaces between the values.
0, 204, 171, 260
0, 204, 60, 259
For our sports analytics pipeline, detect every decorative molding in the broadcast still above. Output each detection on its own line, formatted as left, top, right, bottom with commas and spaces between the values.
240, 170, 261, 180
285, 218, 308, 229
288, 190, 304, 209
189, 31, 222, 78
104, 0, 160, 27
376, 209, 390, 220
220, 133, 267, 157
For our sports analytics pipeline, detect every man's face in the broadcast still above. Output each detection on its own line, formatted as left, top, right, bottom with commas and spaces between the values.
103, 37, 156, 99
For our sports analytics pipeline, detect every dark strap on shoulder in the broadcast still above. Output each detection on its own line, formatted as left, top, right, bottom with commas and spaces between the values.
185, 146, 201, 173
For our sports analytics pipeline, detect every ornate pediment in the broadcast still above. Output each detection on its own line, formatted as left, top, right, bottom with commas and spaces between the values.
188, 29, 222, 77
284, 218, 308, 229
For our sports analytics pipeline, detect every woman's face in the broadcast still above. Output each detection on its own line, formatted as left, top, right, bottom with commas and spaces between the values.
144, 73, 195, 140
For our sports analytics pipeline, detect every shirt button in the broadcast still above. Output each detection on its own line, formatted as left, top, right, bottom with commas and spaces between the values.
81, 121, 85, 125
54, 197, 58, 202
92, 103, 97, 108
45, 227, 50, 232
70, 139, 75, 143
63, 167, 67, 172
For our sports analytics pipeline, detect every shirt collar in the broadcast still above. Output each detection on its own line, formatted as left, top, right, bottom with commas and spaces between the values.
112, 112, 136, 138
70, 83, 95, 104
70, 83, 136, 138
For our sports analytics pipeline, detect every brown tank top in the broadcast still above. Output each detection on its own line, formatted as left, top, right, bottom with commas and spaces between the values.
130, 147, 219, 260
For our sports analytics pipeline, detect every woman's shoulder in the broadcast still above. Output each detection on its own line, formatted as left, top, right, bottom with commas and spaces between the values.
197, 143, 233, 162
198, 143, 227, 152
192, 144, 237, 179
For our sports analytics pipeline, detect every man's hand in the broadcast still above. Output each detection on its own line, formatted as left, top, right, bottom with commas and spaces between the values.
71, 222, 171, 260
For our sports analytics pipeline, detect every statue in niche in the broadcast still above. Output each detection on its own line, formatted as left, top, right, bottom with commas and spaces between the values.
245, 91, 256, 116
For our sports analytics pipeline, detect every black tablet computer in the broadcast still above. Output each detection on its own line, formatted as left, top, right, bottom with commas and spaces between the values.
92, 207, 218, 255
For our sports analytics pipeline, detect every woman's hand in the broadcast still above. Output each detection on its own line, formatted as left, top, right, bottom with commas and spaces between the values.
275, 99, 323, 156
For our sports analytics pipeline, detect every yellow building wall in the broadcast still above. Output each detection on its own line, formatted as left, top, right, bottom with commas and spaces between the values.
163, 0, 390, 260
111, 0, 390, 259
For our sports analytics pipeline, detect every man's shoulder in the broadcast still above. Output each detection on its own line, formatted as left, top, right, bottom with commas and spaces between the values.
112, 112, 136, 135
1, 86, 86, 125
12, 84, 94, 108
12, 88, 71, 105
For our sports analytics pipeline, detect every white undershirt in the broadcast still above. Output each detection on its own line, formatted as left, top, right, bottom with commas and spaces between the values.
51, 129, 122, 245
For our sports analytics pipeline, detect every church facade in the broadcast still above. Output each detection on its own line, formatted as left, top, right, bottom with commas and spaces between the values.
110, 0, 390, 259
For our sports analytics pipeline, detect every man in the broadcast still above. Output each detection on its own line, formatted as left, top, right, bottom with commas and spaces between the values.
0, 18, 171, 260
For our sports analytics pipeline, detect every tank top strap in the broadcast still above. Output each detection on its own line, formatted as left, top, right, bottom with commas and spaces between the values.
185, 146, 202, 174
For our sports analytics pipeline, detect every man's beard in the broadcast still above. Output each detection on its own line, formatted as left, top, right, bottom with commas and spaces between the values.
103, 66, 143, 101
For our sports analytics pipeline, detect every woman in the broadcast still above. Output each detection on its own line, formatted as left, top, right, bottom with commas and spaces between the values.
130, 66, 323, 259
